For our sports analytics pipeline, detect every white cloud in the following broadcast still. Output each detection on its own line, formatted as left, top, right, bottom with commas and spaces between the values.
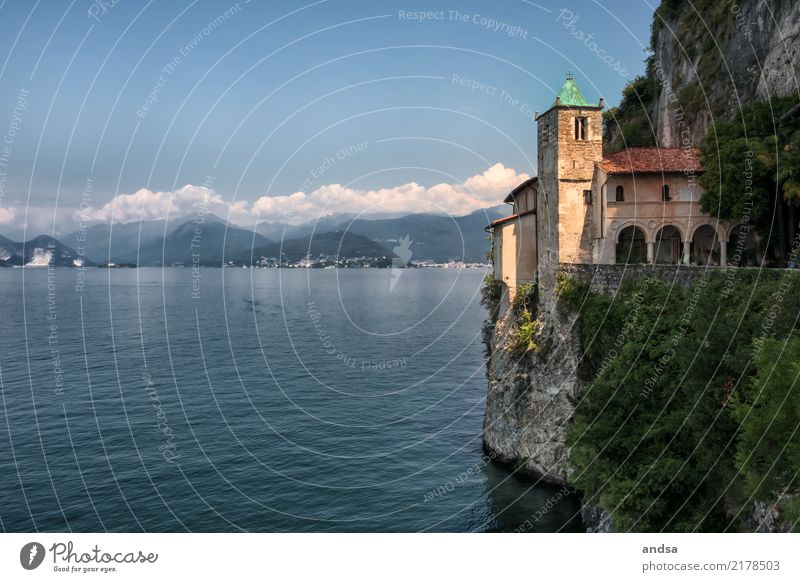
77, 163, 529, 225
0, 207, 15, 224
251, 163, 528, 222
80, 184, 226, 223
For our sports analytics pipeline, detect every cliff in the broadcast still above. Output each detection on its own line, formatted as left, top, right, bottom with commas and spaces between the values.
483, 293, 582, 486
483, 266, 799, 532
482, 266, 712, 532
605, 0, 800, 151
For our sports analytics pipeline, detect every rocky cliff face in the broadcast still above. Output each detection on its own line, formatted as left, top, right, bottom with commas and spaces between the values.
483, 292, 614, 531
482, 300, 582, 486
605, 0, 800, 151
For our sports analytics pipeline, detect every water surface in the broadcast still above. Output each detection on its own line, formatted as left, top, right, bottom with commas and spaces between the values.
0, 267, 582, 532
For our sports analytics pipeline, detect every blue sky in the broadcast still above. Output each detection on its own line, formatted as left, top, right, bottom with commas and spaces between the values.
0, 0, 655, 234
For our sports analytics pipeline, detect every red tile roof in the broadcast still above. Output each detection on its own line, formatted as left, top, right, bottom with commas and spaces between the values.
599, 147, 703, 175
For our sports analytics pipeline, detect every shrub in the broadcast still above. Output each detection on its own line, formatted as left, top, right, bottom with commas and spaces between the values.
481, 274, 502, 322
566, 270, 799, 531
514, 310, 541, 353
512, 281, 537, 313
732, 336, 800, 530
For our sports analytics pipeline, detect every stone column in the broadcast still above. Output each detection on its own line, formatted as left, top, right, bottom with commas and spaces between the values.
720, 240, 727, 267
647, 241, 654, 264
683, 240, 691, 266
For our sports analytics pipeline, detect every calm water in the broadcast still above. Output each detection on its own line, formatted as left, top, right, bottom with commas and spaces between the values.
0, 267, 582, 532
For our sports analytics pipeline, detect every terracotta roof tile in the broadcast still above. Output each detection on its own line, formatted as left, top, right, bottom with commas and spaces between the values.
599, 147, 703, 175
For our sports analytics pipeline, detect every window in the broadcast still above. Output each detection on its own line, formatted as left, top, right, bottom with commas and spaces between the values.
574, 116, 588, 140
662, 185, 671, 201
615, 185, 624, 202
583, 189, 592, 205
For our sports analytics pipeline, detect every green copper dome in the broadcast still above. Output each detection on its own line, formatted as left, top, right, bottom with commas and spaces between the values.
554, 76, 591, 107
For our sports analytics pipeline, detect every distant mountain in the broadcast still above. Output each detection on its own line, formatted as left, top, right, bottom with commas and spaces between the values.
64, 218, 172, 265
253, 211, 418, 241
59, 214, 270, 266
344, 207, 505, 262
0, 234, 88, 267
245, 231, 393, 263
11, 206, 506, 266
63, 213, 225, 264
254, 206, 506, 262
124, 219, 272, 266
254, 213, 360, 241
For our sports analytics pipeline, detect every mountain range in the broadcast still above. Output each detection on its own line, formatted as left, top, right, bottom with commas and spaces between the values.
1, 206, 506, 267
255, 206, 506, 262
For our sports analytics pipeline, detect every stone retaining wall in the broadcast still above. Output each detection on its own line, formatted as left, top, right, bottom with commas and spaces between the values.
557, 263, 729, 294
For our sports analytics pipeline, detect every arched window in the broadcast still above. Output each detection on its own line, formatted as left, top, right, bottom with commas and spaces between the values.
662, 185, 671, 201
615, 185, 624, 202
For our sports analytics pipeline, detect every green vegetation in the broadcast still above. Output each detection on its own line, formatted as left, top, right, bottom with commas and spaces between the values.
561, 270, 800, 531
605, 0, 740, 153
698, 95, 800, 263
485, 232, 495, 264
512, 282, 537, 311
511, 282, 540, 353
733, 337, 800, 525
481, 273, 502, 323
515, 310, 541, 353
603, 72, 659, 152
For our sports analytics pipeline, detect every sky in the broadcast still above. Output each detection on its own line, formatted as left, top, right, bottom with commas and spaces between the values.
0, 0, 656, 238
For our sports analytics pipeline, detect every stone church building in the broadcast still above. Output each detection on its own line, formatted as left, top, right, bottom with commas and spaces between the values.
490, 75, 751, 298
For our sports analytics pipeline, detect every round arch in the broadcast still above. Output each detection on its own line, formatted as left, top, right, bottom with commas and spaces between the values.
614, 221, 652, 243
654, 222, 687, 241
726, 222, 747, 241
688, 221, 726, 243
616, 224, 648, 264
653, 224, 683, 265
727, 223, 762, 267
691, 224, 721, 266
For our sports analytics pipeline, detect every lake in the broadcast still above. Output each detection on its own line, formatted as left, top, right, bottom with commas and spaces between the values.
0, 267, 582, 532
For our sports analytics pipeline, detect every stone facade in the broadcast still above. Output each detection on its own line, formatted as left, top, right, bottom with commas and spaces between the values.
534, 98, 603, 303
489, 75, 757, 301
557, 263, 722, 295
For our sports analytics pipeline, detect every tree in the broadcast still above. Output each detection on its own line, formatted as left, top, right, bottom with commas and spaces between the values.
733, 336, 800, 530
699, 96, 800, 263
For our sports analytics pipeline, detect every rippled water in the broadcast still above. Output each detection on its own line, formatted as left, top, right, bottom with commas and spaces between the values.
0, 267, 582, 532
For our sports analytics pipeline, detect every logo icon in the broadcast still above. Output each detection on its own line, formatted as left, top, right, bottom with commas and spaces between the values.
390, 234, 413, 292
20, 542, 45, 570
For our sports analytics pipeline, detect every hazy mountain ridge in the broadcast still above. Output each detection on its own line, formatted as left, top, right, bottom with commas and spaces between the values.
255, 206, 506, 263
123, 220, 272, 266
3, 206, 505, 267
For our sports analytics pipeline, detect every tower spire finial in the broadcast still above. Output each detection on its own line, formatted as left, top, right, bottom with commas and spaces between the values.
566, 69, 573, 80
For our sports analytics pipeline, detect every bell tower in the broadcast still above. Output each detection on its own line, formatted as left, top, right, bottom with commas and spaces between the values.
535, 74, 604, 290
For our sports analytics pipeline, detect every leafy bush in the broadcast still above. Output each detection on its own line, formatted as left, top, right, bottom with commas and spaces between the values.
512, 282, 537, 313
514, 310, 541, 353
481, 274, 502, 322
733, 336, 800, 530
698, 95, 800, 263
566, 270, 800, 531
